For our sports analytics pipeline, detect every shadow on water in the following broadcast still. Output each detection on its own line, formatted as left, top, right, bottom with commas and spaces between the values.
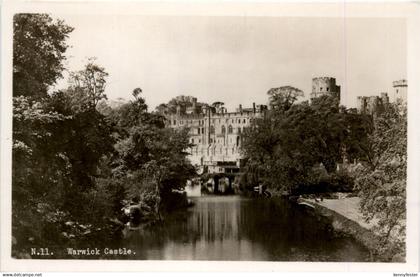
122, 196, 371, 261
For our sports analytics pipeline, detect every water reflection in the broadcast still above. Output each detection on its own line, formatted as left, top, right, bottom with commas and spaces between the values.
123, 196, 370, 261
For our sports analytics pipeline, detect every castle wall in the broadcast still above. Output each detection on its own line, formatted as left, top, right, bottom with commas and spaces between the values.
357, 80, 407, 114
356, 93, 389, 115
166, 106, 266, 171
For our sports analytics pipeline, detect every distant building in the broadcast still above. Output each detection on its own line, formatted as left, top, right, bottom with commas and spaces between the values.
357, 93, 389, 115
164, 100, 268, 174
310, 77, 341, 99
356, 79, 407, 114
392, 79, 407, 103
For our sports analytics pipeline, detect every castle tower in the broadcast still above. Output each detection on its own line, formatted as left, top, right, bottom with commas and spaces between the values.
357, 96, 366, 113
381, 92, 389, 105
392, 79, 407, 103
357, 94, 389, 115
310, 77, 341, 99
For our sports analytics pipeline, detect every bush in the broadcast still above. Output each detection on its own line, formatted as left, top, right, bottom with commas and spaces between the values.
292, 169, 354, 195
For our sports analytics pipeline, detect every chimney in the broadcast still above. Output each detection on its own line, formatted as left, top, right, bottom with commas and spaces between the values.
239, 104, 243, 113
192, 99, 197, 114
253, 102, 256, 113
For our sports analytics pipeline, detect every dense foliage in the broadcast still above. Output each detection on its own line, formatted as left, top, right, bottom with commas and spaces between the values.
12, 14, 194, 258
241, 88, 370, 194
354, 103, 407, 258
241, 86, 407, 259
13, 14, 74, 99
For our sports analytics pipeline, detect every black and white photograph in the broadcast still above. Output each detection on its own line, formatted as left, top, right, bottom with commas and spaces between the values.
1, 0, 419, 274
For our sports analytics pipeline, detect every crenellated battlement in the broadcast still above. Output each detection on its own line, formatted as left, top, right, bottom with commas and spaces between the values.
392, 79, 407, 87
310, 77, 341, 99
357, 93, 389, 115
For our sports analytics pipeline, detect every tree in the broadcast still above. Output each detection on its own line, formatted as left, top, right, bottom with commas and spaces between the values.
13, 54, 116, 256
354, 103, 406, 259
111, 89, 195, 216
132, 87, 142, 100
163, 95, 204, 114
68, 58, 109, 108
267, 86, 304, 112
13, 14, 73, 99
241, 94, 369, 194
12, 96, 73, 256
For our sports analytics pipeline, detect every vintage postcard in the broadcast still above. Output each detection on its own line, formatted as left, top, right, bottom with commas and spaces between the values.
0, 0, 419, 273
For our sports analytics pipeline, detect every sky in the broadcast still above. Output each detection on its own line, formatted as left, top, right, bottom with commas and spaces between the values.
54, 15, 406, 110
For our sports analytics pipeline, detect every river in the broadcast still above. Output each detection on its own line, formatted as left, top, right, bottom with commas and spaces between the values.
121, 195, 371, 261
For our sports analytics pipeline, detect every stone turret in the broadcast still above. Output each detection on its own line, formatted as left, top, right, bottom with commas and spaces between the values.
310, 77, 341, 99
392, 79, 407, 103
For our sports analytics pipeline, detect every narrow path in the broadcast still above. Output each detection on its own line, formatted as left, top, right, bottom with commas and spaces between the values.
301, 197, 378, 230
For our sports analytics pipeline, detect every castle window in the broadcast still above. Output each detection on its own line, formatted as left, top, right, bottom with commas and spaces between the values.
191, 138, 194, 144
221, 125, 226, 134
198, 128, 201, 135
228, 125, 233, 134
236, 136, 240, 146
320, 87, 323, 91
173, 120, 176, 125
237, 127, 241, 134
243, 119, 246, 124
210, 126, 215, 134
326, 87, 329, 91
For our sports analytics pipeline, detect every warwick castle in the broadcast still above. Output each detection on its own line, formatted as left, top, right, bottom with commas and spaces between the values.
160, 77, 407, 175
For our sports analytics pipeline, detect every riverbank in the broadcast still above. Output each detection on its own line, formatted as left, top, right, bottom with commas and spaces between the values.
120, 195, 371, 261
297, 196, 404, 262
